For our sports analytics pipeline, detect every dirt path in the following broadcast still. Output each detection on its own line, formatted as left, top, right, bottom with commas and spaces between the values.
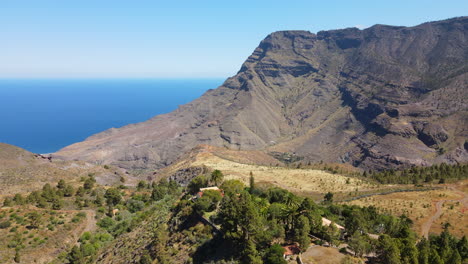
83, 209, 97, 233
421, 185, 468, 238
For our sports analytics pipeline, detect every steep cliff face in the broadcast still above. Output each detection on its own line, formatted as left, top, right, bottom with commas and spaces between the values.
53, 17, 468, 171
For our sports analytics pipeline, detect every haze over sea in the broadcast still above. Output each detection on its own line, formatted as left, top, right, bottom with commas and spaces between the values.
0, 79, 223, 154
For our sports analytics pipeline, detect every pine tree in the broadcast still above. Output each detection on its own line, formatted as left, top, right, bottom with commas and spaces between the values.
448, 250, 462, 264
417, 237, 430, 264
294, 215, 311, 251
249, 171, 255, 194
429, 248, 443, 264
242, 239, 262, 264
378, 235, 401, 264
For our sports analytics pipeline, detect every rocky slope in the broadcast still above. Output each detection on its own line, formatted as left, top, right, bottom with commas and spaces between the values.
53, 17, 468, 171
0, 143, 125, 195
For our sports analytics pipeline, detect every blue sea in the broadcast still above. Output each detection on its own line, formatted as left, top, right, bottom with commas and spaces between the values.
0, 79, 223, 154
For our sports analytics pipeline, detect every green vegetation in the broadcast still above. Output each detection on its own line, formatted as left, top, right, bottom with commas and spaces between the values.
168, 171, 468, 264
1, 167, 466, 263
368, 163, 468, 184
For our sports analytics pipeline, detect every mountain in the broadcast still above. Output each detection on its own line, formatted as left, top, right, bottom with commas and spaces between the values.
53, 17, 468, 171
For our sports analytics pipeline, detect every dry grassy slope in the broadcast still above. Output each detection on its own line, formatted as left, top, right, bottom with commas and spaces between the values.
0, 143, 125, 197
0, 206, 91, 264
155, 145, 392, 200
345, 180, 468, 238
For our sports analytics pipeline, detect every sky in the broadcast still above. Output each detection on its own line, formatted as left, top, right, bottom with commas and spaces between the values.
1, 0, 466, 78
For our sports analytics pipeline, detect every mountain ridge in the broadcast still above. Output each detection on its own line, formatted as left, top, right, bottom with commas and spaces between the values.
53, 16, 468, 171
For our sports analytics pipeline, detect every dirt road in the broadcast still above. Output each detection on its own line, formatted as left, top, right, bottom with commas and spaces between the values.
421, 185, 468, 238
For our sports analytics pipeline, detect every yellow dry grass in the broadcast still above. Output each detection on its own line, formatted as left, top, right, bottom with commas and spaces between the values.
345, 183, 468, 238
301, 246, 347, 264
191, 152, 382, 197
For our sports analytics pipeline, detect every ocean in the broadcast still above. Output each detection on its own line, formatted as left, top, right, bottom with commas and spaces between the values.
0, 78, 224, 154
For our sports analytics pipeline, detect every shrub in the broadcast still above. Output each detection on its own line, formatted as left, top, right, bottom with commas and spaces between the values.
76, 212, 87, 218
0, 220, 11, 229
97, 217, 115, 229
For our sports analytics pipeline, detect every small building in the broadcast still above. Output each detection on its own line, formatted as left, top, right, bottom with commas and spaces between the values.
282, 244, 301, 260
321, 217, 345, 230
191, 186, 224, 201
199, 186, 222, 192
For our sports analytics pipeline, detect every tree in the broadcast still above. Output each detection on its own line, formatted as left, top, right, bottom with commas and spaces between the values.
194, 189, 222, 213
83, 176, 95, 190
264, 244, 287, 264
64, 185, 74, 197
151, 185, 166, 201
126, 199, 145, 213
220, 179, 244, 195
324, 221, 340, 247
294, 215, 311, 251
348, 232, 371, 258
51, 197, 63, 210
27, 211, 42, 228
242, 239, 262, 264
187, 175, 208, 194
345, 210, 366, 235
75, 186, 85, 197
13, 194, 25, 205
193, 195, 212, 213
457, 235, 468, 259
211, 169, 224, 186
400, 238, 418, 264
249, 171, 255, 194
448, 249, 462, 264
377, 235, 401, 264
41, 183, 56, 202
417, 237, 430, 264
137, 180, 148, 190
67, 245, 84, 264
2, 197, 13, 207
94, 194, 104, 206
238, 192, 262, 241
268, 203, 287, 220
104, 188, 122, 207
324, 192, 334, 203
428, 248, 443, 264
57, 179, 66, 189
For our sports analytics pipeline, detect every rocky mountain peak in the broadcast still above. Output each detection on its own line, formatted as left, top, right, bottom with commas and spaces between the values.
53, 17, 468, 171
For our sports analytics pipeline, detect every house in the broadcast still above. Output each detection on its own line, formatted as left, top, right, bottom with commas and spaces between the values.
282, 244, 301, 260
191, 186, 224, 201
199, 186, 222, 192
321, 217, 345, 230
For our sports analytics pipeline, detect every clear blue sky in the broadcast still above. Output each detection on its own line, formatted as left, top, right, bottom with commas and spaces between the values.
1, 0, 466, 78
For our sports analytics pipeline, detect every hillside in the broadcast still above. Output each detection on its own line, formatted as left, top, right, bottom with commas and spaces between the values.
52, 17, 468, 171
0, 143, 130, 197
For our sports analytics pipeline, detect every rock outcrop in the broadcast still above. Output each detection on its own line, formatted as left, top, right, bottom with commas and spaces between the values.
53, 17, 468, 171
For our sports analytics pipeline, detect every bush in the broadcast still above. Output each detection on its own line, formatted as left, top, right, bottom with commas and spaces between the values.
76, 212, 87, 218
126, 199, 145, 213
97, 217, 115, 229
0, 221, 11, 229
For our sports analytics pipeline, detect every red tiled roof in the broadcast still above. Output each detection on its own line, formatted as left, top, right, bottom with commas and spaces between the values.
283, 244, 301, 255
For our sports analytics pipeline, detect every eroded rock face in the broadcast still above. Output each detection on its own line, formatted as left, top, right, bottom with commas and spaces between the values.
53, 17, 468, 171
